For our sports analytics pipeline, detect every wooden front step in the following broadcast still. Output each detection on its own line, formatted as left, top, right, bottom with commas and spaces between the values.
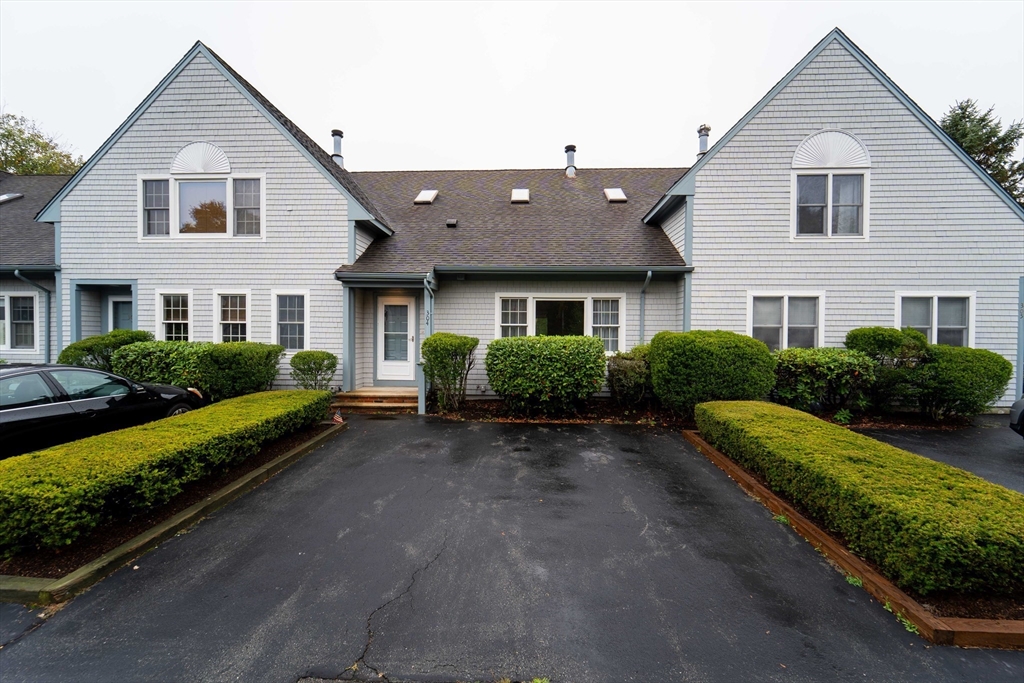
332, 389, 418, 414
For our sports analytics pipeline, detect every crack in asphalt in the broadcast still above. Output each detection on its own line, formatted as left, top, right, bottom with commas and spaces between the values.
342, 531, 450, 682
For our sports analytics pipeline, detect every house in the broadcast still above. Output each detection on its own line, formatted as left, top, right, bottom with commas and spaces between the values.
0, 172, 69, 364
18, 28, 1023, 409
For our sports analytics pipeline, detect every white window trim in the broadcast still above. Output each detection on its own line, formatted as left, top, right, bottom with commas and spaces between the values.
493, 293, 627, 355
0, 291, 40, 353
271, 289, 311, 353
213, 289, 252, 343
894, 291, 976, 347
137, 173, 267, 242
155, 289, 193, 342
107, 295, 133, 333
746, 291, 827, 349
790, 170, 871, 241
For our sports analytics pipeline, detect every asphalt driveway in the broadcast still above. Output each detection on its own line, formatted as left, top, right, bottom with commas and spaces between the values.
1, 416, 1021, 682
856, 414, 1024, 494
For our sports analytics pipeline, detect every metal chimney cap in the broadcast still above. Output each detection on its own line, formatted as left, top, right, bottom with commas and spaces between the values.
697, 124, 711, 135
332, 129, 344, 138
565, 144, 576, 153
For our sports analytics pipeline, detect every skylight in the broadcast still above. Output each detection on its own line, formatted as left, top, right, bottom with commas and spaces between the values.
604, 188, 627, 203
511, 188, 530, 203
414, 190, 438, 204
0, 192, 24, 204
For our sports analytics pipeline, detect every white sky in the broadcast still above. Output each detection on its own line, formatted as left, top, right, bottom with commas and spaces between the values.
1, 1, 1022, 171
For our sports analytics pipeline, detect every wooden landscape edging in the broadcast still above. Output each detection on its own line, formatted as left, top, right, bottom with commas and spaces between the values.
680, 430, 1024, 650
0, 422, 347, 607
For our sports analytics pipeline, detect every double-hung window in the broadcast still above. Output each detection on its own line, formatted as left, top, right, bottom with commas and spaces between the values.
275, 293, 307, 351
796, 174, 864, 236
143, 180, 170, 235
159, 293, 190, 341
233, 179, 261, 235
0, 295, 37, 351
750, 294, 821, 352
496, 294, 625, 353
897, 294, 973, 346
218, 294, 248, 342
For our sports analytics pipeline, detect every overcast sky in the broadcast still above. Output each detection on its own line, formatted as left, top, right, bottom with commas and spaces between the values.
2, 1, 1022, 171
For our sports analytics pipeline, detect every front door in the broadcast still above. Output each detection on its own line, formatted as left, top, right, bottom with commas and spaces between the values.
377, 296, 415, 381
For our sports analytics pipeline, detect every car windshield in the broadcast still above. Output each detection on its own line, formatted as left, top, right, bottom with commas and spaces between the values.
48, 369, 130, 400
0, 373, 56, 409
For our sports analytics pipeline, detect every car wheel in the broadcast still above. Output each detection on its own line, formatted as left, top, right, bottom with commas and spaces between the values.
166, 403, 192, 418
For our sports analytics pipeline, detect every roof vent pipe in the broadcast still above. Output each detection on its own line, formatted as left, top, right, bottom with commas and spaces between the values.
331, 129, 344, 169
696, 124, 711, 158
565, 144, 576, 178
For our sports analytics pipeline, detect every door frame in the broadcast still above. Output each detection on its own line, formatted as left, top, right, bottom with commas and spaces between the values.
107, 295, 134, 332
374, 294, 417, 384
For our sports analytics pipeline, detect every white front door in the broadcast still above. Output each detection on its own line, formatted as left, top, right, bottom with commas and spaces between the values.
377, 296, 415, 381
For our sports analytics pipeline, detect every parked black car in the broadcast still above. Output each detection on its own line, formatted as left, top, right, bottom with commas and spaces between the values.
1011, 396, 1023, 438
0, 364, 206, 459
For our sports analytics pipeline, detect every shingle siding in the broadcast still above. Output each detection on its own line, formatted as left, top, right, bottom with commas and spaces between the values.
661, 201, 686, 258
689, 40, 1024, 405
354, 225, 374, 260
58, 53, 349, 386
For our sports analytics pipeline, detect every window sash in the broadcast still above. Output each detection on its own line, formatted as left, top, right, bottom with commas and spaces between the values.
233, 179, 261, 236
796, 173, 864, 237
143, 180, 170, 236
277, 295, 305, 350
500, 298, 528, 337
592, 299, 619, 352
220, 295, 247, 342
10, 296, 35, 349
901, 296, 970, 346
751, 295, 818, 351
161, 294, 189, 341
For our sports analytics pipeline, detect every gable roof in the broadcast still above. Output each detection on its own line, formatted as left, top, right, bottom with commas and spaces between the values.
1, 174, 69, 269
338, 167, 689, 275
644, 28, 1024, 224
36, 42, 390, 232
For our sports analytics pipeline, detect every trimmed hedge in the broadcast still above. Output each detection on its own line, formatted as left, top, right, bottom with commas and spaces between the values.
649, 330, 776, 416
695, 401, 1024, 595
57, 330, 155, 371
0, 390, 331, 555
422, 332, 479, 413
916, 345, 1013, 420
112, 341, 284, 401
485, 335, 606, 414
290, 350, 338, 391
607, 343, 652, 407
771, 347, 876, 413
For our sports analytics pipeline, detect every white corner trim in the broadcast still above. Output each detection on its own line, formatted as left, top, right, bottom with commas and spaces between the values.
746, 290, 827, 348
270, 288, 311, 353
154, 289, 194, 342
893, 291, 976, 347
492, 292, 628, 354
212, 289, 253, 343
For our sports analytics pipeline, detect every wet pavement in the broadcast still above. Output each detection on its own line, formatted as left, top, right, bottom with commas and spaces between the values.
856, 414, 1024, 494
1, 415, 1021, 682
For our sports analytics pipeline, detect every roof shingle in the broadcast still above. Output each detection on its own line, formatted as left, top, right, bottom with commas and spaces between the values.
0, 174, 69, 267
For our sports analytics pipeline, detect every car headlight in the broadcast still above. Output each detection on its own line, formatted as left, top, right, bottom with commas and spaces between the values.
187, 388, 203, 399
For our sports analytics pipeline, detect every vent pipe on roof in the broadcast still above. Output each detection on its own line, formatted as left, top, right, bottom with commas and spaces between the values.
331, 129, 344, 169
565, 144, 576, 178
696, 124, 711, 159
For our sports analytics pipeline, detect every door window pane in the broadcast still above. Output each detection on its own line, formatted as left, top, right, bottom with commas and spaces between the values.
383, 305, 408, 361
48, 370, 129, 400
144, 180, 170, 235
179, 181, 227, 233
220, 295, 247, 342
234, 179, 261, 235
937, 297, 968, 347
0, 373, 54, 409
901, 297, 932, 340
11, 297, 34, 349
500, 298, 528, 337
752, 297, 783, 352
592, 299, 620, 352
796, 175, 827, 235
278, 295, 305, 350
535, 300, 584, 336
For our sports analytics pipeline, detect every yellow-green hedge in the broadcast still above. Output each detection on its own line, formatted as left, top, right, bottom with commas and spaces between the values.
694, 401, 1024, 595
0, 390, 331, 555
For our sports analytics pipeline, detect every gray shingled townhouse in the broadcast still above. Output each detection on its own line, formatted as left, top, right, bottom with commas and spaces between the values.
3, 28, 1022, 410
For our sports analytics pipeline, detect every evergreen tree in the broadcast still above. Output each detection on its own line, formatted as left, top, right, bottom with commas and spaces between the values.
940, 100, 1023, 204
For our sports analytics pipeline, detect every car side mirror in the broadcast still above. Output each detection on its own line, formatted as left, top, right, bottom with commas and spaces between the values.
133, 384, 147, 394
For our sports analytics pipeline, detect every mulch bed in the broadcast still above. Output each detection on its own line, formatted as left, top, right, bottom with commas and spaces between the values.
0, 423, 334, 580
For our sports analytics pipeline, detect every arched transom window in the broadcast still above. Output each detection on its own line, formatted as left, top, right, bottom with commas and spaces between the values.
791, 130, 870, 239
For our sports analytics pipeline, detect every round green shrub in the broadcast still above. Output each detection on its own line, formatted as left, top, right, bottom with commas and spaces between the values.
649, 330, 776, 415
771, 347, 876, 413
57, 329, 155, 371
289, 350, 338, 391
485, 335, 607, 415
422, 332, 479, 413
607, 343, 652, 407
916, 345, 1013, 420
845, 327, 930, 412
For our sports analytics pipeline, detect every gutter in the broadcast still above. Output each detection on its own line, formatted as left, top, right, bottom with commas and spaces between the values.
13, 269, 53, 363
432, 265, 692, 276
639, 270, 652, 344
1, 265, 60, 273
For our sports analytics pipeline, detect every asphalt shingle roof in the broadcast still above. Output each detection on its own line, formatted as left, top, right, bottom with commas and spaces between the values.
0, 173, 69, 267
339, 167, 689, 274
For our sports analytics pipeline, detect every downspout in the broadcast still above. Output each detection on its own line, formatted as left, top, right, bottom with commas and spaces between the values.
639, 270, 652, 345
14, 270, 52, 363
419, 272, 438, 415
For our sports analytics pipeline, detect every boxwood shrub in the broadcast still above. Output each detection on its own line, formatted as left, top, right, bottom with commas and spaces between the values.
0, 390, 331, 555
844, 327, 929, 411
607, 343, 652, 407
916, 345, 1013, 420
694, 401, 1024, 595
112, 341, 284, 401
290, 350, 338, 391
485, 335, 606, 415
57, 330, 155, 372
771, 347, 876, 413
422, 332, 479, 413
649, 330, 776, 416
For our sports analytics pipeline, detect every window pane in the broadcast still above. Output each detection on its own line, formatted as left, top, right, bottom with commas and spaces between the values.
165, 323, 189, 342
1, 373, 54, 409
788, 297, 817, 326
144, 180, 169, 209
797, 175, 827, 205
936, 328, 967, 347
752, 326, 782, 352
593, 299, 619, 326
49, 369, 129, 400
593, 326, 619, 352
163, 295, 188, 322
221, 295, 246, 322
501, 325, 527, 338
937, 298, 967, 327
221, 323, 247, 343
179, 181, 227, 233
278, 295, 305, 350
831, 206, 861, 235
146, 209, 170, 236
11, 297, 34, 349
752, 297, 782, 326
901, 297, 931, 329
832, 175, 862, 205
797, 206, 825, 235
535, 300, 584, 336
787, 328, 816, 349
